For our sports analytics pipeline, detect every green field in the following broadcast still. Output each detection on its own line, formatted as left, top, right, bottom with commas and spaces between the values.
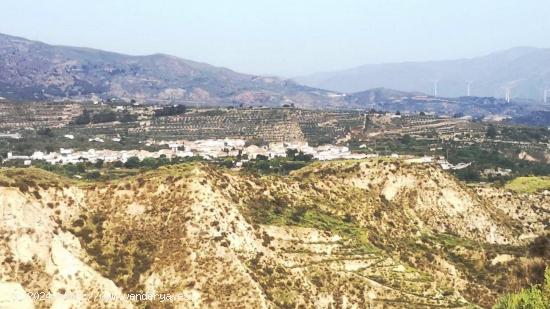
505, 176, 550, 193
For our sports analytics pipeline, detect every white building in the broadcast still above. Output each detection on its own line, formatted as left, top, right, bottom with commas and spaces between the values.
89, 137, 105, 143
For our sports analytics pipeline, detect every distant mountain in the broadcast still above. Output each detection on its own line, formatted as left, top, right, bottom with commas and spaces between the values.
344, 88, 544, 118
508, 110, 550, 126
345, 88, 425, 104
0, 33, 343, 108
3, 33, 549, 116
295, 47, 550, 100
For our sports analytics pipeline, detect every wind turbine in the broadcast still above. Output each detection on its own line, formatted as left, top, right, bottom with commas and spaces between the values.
432, 80, 439, 97
500, 80, 522, 103
544, 87, 550, 104
466, 81, 473, 96
503, 87, 512, 103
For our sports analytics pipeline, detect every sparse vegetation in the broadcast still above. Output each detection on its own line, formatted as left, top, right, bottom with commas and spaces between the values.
1, 159, 548, 308
493, 267, 550, 308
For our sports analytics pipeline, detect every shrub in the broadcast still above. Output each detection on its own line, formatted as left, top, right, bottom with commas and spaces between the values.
493, 267, 550, 308
529, 235, 550, 258
85, 171, 101, 180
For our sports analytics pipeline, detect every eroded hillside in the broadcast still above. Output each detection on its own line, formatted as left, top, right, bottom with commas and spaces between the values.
0, 160, 548, 308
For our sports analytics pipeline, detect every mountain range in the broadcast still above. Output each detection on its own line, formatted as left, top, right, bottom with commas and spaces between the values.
344, 88, 543, 119
0, 33, 343, 108
2, 32, 550, 117
295, 47, 550, 100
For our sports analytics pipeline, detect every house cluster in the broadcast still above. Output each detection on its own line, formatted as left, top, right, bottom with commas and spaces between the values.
0, 133, 22, 140
2, 137, 474, 171
156, 139, 368, 161
405, 155, 471, 170
2, 139, 368, 166
4, 148, 176, 165
482, 167, 512, 178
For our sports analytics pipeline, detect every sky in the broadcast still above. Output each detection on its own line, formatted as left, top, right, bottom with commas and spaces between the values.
1, 0, 549, 77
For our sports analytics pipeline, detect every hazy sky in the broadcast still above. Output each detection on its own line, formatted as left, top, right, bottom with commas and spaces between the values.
1, 0, 549, 77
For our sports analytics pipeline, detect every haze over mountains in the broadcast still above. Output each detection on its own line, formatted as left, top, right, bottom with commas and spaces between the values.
1, 32, 550, 115
0, 33, 341, 108
295, 47, 550, 101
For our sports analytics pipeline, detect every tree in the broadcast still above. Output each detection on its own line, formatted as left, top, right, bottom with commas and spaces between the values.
141, 157, 158, 169
218, 158, 234, 168
286, 149, 298, 160
154, 105, 187, 117
73, 110, 91, 125
294, 151, 313, 162
256, 154, 269, 161
400, 134, 414, 145
93, 159, 104, 169
91, 110, 117, 123
119, 112, 138, 123
75, 162, 87, 174
63, 163, 78, 175
454, 166, 481, 182
124, 156, 141, 169
37, 127, 54, 137
85, 171, 101, 180
486, 125, 498, 139
157, 155, 170, 166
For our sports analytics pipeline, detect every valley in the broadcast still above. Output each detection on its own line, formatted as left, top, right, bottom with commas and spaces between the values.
0, 13, 550, 309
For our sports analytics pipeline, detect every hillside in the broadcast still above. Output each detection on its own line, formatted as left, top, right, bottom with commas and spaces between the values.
295, 47, 550, 100
345, 88, 542, 117
0, 160, 548, 308
0, 33, 342, 108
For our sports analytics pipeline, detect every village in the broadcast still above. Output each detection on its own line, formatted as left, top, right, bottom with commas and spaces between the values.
2, 137, 470, 172
1, 102, 548, 181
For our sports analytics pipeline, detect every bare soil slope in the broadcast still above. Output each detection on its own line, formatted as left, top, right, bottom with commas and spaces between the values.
0, 160, 548, 308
